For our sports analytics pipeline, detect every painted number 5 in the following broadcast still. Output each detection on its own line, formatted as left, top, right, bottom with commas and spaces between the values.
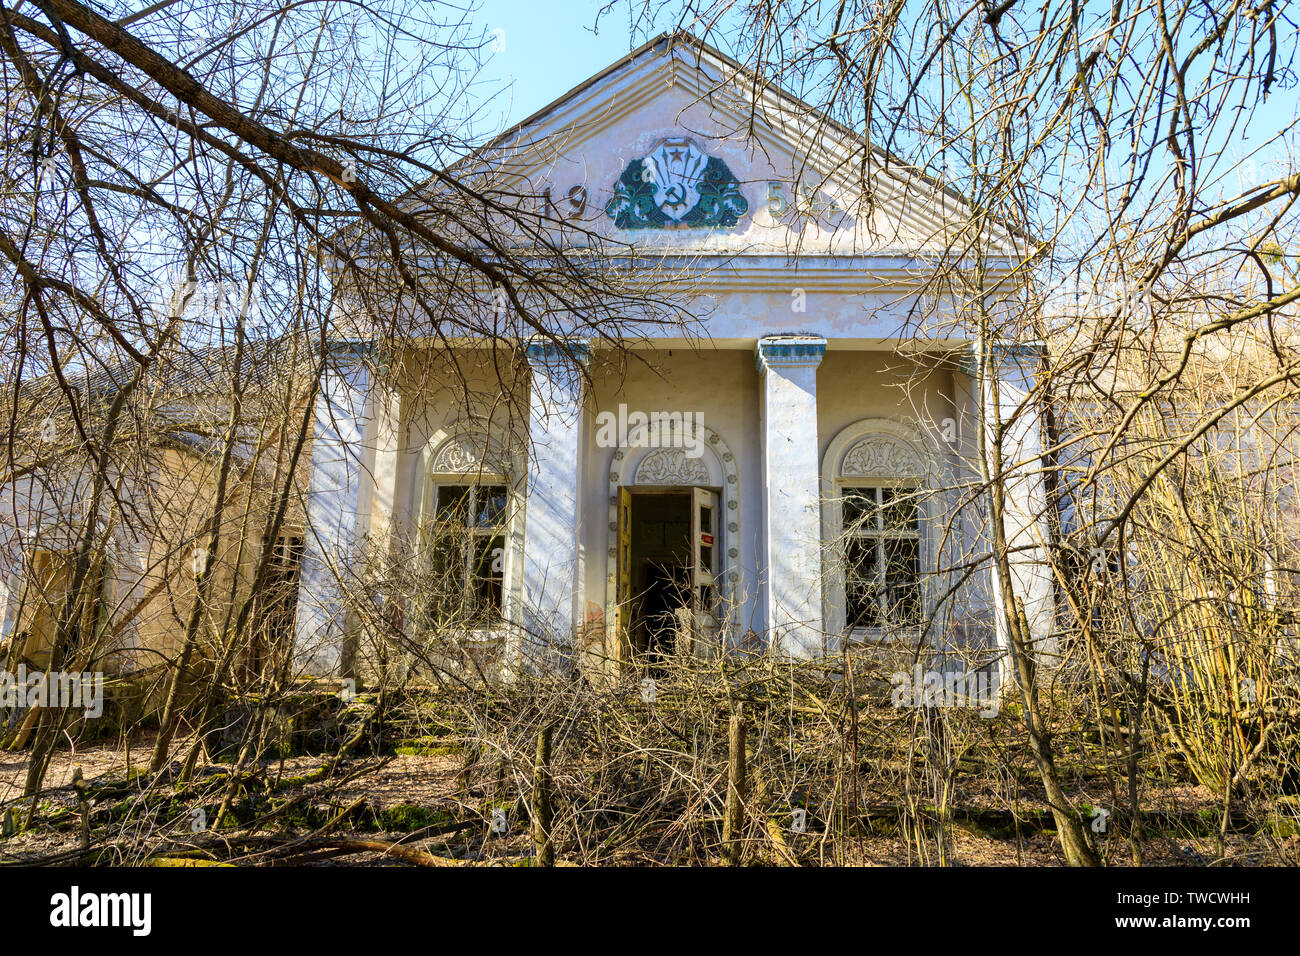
767, 182, 787, 217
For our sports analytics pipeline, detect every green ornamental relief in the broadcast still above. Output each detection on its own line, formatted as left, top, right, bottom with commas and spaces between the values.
605, 137, 749, 229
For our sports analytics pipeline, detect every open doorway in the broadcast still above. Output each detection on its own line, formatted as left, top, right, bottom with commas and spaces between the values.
616, 486, 720, 671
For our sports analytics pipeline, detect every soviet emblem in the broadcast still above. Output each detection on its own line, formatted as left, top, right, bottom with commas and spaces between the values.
605, 137, 749, 229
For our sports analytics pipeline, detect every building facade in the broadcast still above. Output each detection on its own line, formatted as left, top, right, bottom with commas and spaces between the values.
291, 35, 1055, 679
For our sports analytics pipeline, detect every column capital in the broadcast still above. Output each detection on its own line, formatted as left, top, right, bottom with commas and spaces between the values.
962, 340, 1046, 379
325, 338, 376, 364
755, 334, 827, 374
526, 338, 590, 367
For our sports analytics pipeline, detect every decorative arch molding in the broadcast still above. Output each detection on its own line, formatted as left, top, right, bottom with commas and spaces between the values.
635, 447, 711, 485
820, 418, 939, 644
422, 426, 516, 480
604, 420, 741, 656
840, 433, 925, 480
821, 417, 933, 491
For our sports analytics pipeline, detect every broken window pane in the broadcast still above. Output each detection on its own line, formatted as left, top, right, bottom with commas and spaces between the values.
841, 484, 922, 633
429, 482, 507, 627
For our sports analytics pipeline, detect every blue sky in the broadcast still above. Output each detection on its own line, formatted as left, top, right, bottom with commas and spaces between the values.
467, 0, 662, 134
469, 1, 1292, 160
464, 0, 1295, 222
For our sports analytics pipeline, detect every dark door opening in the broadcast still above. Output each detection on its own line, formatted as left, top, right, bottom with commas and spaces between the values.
628, 491, 691, 670
619, 487, 720, 671
638, 560, 692, 665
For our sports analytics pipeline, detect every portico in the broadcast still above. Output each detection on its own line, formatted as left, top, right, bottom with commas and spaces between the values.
290, 34, 1056, 679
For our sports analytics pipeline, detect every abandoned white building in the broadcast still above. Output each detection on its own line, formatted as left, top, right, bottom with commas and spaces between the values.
289, 34, 1052, 680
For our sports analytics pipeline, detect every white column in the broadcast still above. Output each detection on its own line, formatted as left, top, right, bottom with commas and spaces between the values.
367, 379, 403, 555
977, 340, 1057, 662
756, 335, 826, 658
518, 340, 588, 670
294, 344, 400, 676
948, 363, 996, 651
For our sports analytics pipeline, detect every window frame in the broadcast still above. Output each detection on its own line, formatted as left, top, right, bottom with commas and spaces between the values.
428, 481, 509, 624
251, 530, 304, 658
414, 427, 522, 646
10, 544, 115, 665
420, 472, 516, 643
837, 481, 925, 637
820, 420, 932, 646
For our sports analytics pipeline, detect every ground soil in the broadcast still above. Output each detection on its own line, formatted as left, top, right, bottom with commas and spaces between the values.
2, 733, 1294, 866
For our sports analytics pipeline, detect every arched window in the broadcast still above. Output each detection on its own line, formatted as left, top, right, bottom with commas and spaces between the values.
821, 420, 931, 642
417, 428, 522, 633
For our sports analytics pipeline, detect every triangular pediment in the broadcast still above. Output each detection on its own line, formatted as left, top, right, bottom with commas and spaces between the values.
435, 33, 1020, 263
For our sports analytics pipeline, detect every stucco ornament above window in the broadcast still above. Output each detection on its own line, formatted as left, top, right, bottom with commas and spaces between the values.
635, 447, 710, 485
605, 137, 748, 229
431, 438, 480, 473
840, 436, 924, 479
